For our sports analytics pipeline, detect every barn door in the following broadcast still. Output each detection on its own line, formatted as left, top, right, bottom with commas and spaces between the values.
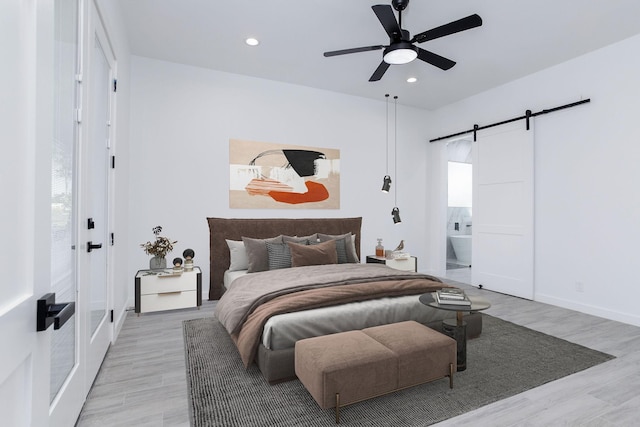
472, 121, 535, 299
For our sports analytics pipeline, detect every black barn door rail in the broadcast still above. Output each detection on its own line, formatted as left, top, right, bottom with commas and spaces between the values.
429, 98, 591, 143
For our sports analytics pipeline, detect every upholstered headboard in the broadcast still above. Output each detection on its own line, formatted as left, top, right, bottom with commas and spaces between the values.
206, 217, 362, 300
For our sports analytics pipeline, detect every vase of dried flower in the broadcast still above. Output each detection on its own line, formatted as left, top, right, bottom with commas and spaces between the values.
149, 256, 167, 270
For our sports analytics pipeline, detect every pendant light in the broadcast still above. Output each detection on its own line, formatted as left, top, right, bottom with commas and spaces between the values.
381, 94, 392, 192
391, 95, 401, 224
392, 207, 402, 224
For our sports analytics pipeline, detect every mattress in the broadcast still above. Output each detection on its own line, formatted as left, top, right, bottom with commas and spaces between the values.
223, 269, 452, 351
261, 295, 452, 350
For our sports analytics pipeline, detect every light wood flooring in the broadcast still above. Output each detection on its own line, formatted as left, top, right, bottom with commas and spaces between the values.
76, 277, 640, 426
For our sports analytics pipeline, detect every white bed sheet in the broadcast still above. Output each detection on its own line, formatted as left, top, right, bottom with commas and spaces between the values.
223, 269, 248, 290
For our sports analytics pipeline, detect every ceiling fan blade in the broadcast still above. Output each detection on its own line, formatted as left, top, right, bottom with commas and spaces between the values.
416, 48, 456, 70
411, 14, 483, 44
369, 61, 390, 82
324, 45, 385, 57
372, 4, 402, 40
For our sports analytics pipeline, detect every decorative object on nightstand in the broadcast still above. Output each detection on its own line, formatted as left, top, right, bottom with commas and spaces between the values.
141, 225, 177, 269
172, 257, 183, 272
393, 240, 404, 252
183, 248, 195, 271
375, 238, 384, 256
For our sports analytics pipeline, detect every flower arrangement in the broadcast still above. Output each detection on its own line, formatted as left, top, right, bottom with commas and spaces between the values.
140, 226, 177, 258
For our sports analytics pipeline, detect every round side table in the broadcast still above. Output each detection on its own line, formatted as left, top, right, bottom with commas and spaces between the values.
419, 292, 491, 371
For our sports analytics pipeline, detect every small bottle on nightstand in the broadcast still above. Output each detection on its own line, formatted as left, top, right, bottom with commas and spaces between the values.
375, 238, 384, 257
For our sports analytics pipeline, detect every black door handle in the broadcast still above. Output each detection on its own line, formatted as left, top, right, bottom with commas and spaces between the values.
37, 293, 75, 331
87, 241, 103, 253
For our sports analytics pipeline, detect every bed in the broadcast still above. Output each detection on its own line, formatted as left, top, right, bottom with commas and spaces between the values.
207, 217, 482, 383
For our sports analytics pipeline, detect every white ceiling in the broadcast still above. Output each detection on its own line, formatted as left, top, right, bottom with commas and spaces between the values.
116, 0, 640, 110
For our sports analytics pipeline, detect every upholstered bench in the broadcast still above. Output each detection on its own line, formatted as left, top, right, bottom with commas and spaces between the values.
295, 321, 456, 423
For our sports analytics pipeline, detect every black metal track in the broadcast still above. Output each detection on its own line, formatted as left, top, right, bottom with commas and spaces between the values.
428, 98, 591, 143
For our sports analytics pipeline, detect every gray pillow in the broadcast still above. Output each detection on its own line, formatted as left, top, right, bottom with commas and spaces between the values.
318, 232, 359, 263
282, 235, 316, 244
242, 235, 283, 273
312, 235, 348, 263
266, 242, 292, 270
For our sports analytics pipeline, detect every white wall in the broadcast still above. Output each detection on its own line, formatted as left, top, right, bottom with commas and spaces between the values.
127, 56, 432, 300
427, 34, 640, 326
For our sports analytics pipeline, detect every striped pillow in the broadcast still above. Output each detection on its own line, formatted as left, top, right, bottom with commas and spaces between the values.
266, 242, 292, 270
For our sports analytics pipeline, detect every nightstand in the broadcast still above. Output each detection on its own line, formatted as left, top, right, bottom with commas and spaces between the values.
135, 267, 202, 315
366, 255, 417, 272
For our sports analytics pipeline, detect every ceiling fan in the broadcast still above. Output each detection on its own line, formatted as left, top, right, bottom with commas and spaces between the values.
323, 0, 482, 81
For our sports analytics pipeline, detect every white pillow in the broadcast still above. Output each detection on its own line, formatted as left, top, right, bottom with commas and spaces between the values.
226, 239, 249, 271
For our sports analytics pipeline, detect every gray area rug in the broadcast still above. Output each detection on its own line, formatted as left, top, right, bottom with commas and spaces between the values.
183, 314, 614, 426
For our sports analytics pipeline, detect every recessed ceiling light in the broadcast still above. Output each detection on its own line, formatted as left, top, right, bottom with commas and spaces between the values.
245, 38, 259, 46
407, 77, 417, 83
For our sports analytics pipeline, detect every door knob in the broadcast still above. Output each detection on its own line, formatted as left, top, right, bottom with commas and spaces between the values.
37, 293, 75, 331
87, 241, 103, 253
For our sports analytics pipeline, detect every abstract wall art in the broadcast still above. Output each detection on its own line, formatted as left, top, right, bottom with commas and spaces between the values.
229, 139, 340, 209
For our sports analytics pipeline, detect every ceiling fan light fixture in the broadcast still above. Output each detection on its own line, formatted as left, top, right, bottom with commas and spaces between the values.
383, 43, 418, 65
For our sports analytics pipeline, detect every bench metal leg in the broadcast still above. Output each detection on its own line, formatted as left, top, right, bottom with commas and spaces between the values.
449, 363, 454, 388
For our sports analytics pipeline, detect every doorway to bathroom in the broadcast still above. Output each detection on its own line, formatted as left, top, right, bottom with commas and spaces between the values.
446, 139, 473, 281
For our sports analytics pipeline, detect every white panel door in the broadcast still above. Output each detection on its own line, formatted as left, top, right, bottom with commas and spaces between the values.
472, 121, 534, 299
48, 0, 86, 425
80, 0, 114, 390
0, 0, 54, 425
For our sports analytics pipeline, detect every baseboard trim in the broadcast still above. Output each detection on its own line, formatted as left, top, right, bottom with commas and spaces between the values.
535, 293, 640, 327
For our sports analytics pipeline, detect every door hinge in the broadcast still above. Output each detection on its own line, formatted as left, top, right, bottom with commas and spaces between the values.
110, 310, 114, 323
75, 108, 82, 123
113, 79, 117, 92
111, 155, 115, 169
110, 232, 115, 246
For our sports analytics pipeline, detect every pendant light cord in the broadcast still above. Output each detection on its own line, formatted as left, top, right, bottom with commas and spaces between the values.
385, 94, 390, 175
394, 95, 398, 206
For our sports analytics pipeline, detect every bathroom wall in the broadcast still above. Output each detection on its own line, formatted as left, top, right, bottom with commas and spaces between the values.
446, 139, 472, 263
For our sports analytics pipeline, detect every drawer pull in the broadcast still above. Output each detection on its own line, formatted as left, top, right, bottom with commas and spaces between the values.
158, 291, 182, 296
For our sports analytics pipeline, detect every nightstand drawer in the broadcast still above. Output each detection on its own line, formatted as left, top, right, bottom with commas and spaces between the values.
366, 255, 417, 272
139, 274, 197, 295
384, 258, 416, 271
140, 290, 197, 313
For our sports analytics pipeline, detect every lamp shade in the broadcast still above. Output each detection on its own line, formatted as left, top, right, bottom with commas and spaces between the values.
383, 43, 418, 65
392, 207, 402, 224
381, 175, 392, 193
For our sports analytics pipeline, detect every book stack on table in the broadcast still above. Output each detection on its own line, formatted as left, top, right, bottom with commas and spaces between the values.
435, 288, 472, 306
